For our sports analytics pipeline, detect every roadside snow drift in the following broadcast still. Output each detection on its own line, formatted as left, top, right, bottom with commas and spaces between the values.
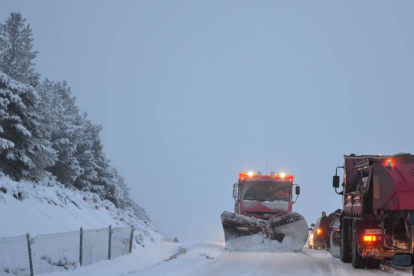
0, 176, 166, 276
0, 176, 161, 243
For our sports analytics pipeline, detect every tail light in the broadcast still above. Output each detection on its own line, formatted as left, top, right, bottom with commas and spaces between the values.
316, 229, 322, 235
363, 235, 381, 242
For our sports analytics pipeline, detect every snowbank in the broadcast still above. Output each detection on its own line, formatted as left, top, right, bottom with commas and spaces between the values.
42, 240, 179, 276
0, 176, 162, 246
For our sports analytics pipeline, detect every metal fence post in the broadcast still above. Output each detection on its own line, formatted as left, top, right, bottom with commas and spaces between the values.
108, 225, 112, 260
129, 225, 135, 254
26, 233, 34, 276
79, 227, 83, 267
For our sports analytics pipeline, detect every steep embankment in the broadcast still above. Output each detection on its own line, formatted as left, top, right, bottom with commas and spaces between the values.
0, 176, 162, 246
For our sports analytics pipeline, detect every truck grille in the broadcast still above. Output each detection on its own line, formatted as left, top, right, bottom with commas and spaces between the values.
246, 212, 280, 217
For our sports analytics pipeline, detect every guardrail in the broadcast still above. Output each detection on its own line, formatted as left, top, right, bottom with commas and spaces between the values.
0, 225, 134, 276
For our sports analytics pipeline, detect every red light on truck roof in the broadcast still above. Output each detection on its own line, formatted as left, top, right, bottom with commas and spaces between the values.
275, 174, 294, 181
239, 172, 256, 180
238, 172, 294, 182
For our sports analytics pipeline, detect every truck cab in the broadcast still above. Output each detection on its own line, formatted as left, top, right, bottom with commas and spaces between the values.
233, 172, 299, 220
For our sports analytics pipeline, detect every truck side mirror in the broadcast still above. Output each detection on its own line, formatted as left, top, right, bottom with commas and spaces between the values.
392, 253, 413, 267
408, 213, 414, 225
232, 188, 238, 200
333, 176, 340, 188
295, 185, 300, 195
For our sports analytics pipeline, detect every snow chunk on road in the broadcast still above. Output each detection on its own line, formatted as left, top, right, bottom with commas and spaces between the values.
225, 234, 303, 252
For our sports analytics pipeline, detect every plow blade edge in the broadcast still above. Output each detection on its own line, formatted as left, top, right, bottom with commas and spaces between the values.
221, 211, 308, 252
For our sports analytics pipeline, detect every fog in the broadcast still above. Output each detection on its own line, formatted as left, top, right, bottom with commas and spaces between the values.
2, 1, 414, 242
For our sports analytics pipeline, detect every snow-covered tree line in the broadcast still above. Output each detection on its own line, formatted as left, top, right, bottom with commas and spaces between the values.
0, 12, 147, 220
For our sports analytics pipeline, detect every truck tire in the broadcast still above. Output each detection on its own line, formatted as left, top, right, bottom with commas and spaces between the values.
366, 258, 380, 269
352, 222, 365, 269
340, 218, 352, 263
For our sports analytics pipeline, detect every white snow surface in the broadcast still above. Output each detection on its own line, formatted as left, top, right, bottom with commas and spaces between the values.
42, 240, 179, 276
40, 241, 411, 276
0, 176, 161, 245
225, 234, 299, 252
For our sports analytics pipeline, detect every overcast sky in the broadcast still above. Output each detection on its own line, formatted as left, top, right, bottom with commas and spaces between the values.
2, 1, 414, 242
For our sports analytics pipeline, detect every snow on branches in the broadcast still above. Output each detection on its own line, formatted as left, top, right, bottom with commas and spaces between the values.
0, 12, 146, 221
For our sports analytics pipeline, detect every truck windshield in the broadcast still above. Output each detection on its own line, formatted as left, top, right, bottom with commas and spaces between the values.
242, 181, 291, 202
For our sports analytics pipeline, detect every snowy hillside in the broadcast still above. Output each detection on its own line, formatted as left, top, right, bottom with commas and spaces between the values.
0, 12, 162, 248
0, 176, 162, 246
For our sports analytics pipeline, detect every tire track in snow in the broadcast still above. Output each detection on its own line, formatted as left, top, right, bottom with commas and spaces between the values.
164, 248, 188, 262
130, 244, 412, 276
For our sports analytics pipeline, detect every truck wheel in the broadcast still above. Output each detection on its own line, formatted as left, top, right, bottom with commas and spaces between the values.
352, 223, 365, 269
366, 259, 380, 269
340, 219, 352, 263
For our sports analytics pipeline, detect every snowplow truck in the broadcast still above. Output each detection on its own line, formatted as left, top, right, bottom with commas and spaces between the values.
221, 172, 308, 251
332, 153, 414, 269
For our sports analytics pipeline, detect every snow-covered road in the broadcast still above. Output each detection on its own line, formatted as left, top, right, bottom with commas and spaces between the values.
44, 241, 411, 276
130, 242, 411, 276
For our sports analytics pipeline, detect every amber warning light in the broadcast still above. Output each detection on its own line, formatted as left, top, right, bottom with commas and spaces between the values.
363, 235, 380, 242
238, 172, 294, 182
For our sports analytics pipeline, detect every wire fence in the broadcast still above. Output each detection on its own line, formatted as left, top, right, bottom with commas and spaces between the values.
0, 225, 134, 276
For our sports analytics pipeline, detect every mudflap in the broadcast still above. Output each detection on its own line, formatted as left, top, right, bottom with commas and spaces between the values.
326, 209, 342, 258
221, 211, 308, 252
328, 230, 341, 258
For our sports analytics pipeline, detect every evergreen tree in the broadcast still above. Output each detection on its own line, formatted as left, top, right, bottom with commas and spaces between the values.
38, 79, 83, 185
0, 12, 40, 86
0, 12, 149, 221
0, 71, 56, 180
73, 115, 100, 191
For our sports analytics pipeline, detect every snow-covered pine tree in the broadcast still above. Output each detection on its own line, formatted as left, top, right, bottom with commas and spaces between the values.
0, 71, 56, 180
0, 12, 40, 87
0, 13, 56, 180
38, 79, 83, 185
73, 115, 99, 191
75, 117, 114, 199
72, 116, 134, 210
